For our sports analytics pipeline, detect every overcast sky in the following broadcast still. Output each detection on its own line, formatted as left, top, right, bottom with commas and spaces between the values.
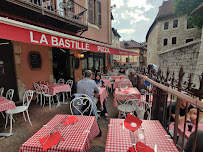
111, 0, 164, 43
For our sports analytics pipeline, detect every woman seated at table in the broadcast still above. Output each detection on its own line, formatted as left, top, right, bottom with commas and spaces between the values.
94, 74, 109, 120
108, 67, 117, 76
119, 68, 125, 75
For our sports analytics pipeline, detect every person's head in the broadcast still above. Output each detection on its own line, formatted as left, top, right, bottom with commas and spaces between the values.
84, 70, 92, 78
120, 68, 124, 72
111, 68, 114, 72
96, 74, 101, 80
180, 99, 190, 109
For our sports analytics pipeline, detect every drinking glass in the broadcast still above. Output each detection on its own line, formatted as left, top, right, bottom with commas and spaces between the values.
136, 127, 146, 151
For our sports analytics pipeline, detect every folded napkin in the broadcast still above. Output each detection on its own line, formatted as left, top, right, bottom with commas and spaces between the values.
121, 91, 129, 94
39, 132, 64, 151
124, 114, 142, 132
127, 146, 136, 152
136, 141, 154, 152
0, 99, 4, 102
63, 116, 79, 126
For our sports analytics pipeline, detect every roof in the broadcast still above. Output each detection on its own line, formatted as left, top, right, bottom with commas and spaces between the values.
146, 0, 175, 41
112, 28, 121, 38
120, 40, 143, 49
190, 3, 203, 15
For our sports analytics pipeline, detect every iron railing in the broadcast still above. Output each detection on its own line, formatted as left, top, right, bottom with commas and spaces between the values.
129, 67, 203, 152
15, 0, 88, 26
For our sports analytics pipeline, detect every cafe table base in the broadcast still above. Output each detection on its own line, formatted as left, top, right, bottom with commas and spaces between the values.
105, 119, 179, 152
19, 114, 100, 152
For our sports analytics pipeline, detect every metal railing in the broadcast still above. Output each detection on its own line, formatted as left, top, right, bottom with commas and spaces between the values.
129, 67, 203, 152
15, 0, 87, 26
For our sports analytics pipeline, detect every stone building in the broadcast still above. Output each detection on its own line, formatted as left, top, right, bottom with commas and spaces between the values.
146, 0, 202, 87
146, 0, 201, 65
112, 27, 121, 62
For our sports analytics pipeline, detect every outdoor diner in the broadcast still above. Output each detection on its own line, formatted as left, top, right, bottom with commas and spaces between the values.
1, 65, 203, 152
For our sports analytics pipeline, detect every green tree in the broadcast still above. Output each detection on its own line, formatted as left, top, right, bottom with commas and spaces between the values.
173, 0, 203, 29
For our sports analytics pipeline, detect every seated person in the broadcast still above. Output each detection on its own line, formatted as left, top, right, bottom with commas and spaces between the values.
94, 74, 109, 120
144, 80, 153, 93
119, 68, 125, 74
184, 130, 203, 152
108, 67, 117, 76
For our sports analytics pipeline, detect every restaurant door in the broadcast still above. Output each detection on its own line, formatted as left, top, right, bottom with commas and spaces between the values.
0, 39, 19, 101
52, 48, 75, 89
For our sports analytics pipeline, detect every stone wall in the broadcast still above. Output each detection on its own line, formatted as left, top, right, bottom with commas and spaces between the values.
158, 40, 201, 87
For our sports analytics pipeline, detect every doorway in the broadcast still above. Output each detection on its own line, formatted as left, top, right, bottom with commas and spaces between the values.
0, 39, 19, 101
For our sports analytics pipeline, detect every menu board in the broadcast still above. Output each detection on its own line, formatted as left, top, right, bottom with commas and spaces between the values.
29, 52, 41, 69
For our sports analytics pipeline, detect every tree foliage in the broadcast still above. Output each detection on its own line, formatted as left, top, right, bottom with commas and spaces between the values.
173, 0, 203, 29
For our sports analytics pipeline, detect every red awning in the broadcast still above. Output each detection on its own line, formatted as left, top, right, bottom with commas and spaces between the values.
0, 17, 139, 56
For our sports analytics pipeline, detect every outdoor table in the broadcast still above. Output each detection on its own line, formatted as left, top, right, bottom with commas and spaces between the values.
113, 88, 141, 107
105, 119, 179, 152
95, 87, 108, 110
169, 122, 203, 139
102, 79, 111, 88
0, 95, 16, 137
19, 114, 100, 152
111, 75, 128, 80
113, 78, 132, 89
44, 83, 71, 95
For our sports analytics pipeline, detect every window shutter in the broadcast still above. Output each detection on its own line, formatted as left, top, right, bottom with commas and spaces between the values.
97, 1, 101, 26
88, 0, 94, 24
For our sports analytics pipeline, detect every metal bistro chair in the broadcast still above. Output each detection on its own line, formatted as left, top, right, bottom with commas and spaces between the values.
118, 81, 132, 88
65, 79, 73, 98
5, 90, 34, 133
58, 78, 65, 84
33, 83, 43, 106
133, 99, 151, 120
70, 95, 93, 117
6, 89, 14, 101
116, 94, 137, 118
40, 85, 55, 110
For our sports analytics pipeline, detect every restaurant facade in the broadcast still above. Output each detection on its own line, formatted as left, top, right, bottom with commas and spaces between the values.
0, 0, 138, 101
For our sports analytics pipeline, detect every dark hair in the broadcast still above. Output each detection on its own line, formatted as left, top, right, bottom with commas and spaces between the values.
184, 130, 203, 152
84, 70, 92, 78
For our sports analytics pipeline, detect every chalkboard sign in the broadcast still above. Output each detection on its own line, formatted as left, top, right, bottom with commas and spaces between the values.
74, 58, 79, 69
29, 52, 41, 70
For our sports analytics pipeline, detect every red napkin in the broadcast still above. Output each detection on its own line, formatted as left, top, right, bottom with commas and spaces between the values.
121, 91, 129, 94
136, 141, 154, 152
127, 146, 136, 152
0, 99, 4, 102
124, 114, 142, 132
39, 132, 64, 151
63, 116, 79, 126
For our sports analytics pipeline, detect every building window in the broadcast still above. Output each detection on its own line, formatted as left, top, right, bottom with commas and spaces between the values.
173, 19, 178, 28
172, 37, 177, 45
163, 38, 168, 46
164, 22, 169, 30
186, 38, 193, 43
187, 20, 194, 29
88, 0, 101, 26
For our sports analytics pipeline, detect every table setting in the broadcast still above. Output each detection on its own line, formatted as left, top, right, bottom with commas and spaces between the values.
105, 114, 179, 152
19, 114, 100, 152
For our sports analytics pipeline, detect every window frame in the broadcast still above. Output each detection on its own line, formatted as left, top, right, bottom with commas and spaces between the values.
88, 0, 101, 27
163, 38, 168, 46
185, 38, 194, 43
173, 19, 178, 28
172, 37, 177, 45
164, 22, 169, 30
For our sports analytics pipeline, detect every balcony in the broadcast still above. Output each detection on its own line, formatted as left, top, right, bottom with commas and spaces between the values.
0, 0, 88, 33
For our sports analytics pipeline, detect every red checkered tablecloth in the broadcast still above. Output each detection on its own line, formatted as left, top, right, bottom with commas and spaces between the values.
169, 122, 203, 139
47, 84, 71, 95
0, 96, 16, 112
113, 79, 132, 89
111, 75, 128, 80
102, 79, 111, 87
113, 88, 141, 107
105, 119, 179, 152
95, 88, 108, 109
19, 114, 100, 152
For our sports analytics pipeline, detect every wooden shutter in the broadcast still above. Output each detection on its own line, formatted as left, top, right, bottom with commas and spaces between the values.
88, 0, 94, 24
97, 1, 101, 26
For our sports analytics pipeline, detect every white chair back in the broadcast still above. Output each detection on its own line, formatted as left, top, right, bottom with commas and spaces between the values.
132, 100, 151, 120
66, 80, 73, 88
118, 82, 132, 88
6, 89, 14, 100
115, 94, 137, 105
40, 85, 50, 95
23, 90, 34, 108
70, 96, 93, 116
0, 87, 4, 96
58, 78, 65, 84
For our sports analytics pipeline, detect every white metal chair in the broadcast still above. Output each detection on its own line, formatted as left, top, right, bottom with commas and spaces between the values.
33, 83, 43, 106
133, 100, 151, 120
65, 79, 73, 98
58, 78, 65, 84
0, 87, 4, 96
5, 90, 34, 133
118, 81, 132, 88
116, 94, 137, 118
6, 89, 14, 100
40, 85, 55, 109
70, 96, 93, 116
